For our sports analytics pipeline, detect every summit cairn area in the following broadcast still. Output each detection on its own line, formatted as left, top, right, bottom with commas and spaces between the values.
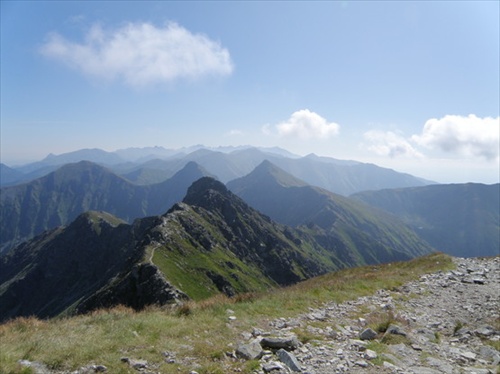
236, 256, 499, 374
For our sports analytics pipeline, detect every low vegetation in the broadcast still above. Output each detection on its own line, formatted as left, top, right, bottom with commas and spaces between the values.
0, 252, 454, 374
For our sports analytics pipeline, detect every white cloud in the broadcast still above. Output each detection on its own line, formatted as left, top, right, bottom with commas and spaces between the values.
363, 130, 424, 158
40, 22, 234, 87
268, 109, 340, 139
412, 114, 500, 161
225, 129, 243, 136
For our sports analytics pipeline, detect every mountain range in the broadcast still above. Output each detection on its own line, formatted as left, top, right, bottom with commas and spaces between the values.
0, 146, 497, 322
2, 177, 426, 321
1, 146, 433, 195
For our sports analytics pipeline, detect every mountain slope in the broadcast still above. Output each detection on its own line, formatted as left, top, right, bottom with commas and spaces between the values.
0, 178, 347, 321
227, 161, 433, 265
0, 163, 24, 186
351, 183, 500, 257
0, 161, 210, 251
0, 210, 187, 321
148, 177, 347, 299
269, 154, 433, 196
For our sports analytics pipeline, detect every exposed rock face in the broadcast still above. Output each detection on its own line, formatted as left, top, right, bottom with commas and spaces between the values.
76, 263, 188, 314
235, 257, 500, 373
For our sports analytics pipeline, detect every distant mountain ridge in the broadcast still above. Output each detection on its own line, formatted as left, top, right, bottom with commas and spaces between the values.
1, 146, 433, 195
0, 161, 210, 252
352, 183, 500, 258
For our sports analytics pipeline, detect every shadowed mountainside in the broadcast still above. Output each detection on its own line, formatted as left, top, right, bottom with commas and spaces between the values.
351, 183, 500, 257
0, 161, 210, 252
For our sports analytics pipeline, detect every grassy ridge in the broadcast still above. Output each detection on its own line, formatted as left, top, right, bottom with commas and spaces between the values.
0, 253, 454, 374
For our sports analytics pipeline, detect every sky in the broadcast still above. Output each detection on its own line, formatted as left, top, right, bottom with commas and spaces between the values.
1, 1, 499, 184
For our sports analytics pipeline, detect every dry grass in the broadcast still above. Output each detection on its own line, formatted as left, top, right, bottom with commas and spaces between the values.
0, 252, 454, 374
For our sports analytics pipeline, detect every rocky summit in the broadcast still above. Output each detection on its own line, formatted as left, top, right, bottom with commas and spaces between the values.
234, 256, 499, 374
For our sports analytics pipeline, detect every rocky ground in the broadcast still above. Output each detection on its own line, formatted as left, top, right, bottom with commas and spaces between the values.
19, 256, 499, 374
235, 256, 499, 374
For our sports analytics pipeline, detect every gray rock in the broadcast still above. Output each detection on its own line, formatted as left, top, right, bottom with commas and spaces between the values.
460, 351, 477, 361
384, 324, 407, 337
262, 361, 286, 372
383, 361, 400, 370
236, 339, 263, 360
475, 325, 495, 337
416, 328, 436, 341
462, 368, 491, 374
277, 348, 302, 372
425, 357, 454, 374
261, 336, 300, 351
18, 360, 52, 374
364, 349, 378, 360
75, 365, 108, 373
478, 345, 500, 362
120, 357, 148, 370
354, 360, 369, 368
359, 328, 377, 340
349, 339, 367, 351
408, 366, 443, 374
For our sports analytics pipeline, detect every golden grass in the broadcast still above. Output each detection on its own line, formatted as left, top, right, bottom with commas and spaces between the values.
0, 252, 454, 374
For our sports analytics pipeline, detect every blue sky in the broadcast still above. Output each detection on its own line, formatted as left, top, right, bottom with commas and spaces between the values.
1, 1, 499, 183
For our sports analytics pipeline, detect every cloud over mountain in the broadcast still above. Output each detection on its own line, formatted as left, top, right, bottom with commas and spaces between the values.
40, 21, 234, 87
264, 109, 340, 139
412, 114, 500, 161
363, 130, 423, 158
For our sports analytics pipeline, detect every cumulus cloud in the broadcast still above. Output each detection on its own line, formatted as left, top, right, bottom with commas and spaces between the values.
412, 114, 500, 161
39, 22, 234, 87
363, 130, 424, 158
267, 109, 340, 139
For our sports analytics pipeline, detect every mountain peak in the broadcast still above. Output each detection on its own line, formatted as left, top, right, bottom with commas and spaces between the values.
183, 177, 230, 207
180, 161, 209, 175
71, 211, 127, 235
248, 160, 308, 188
